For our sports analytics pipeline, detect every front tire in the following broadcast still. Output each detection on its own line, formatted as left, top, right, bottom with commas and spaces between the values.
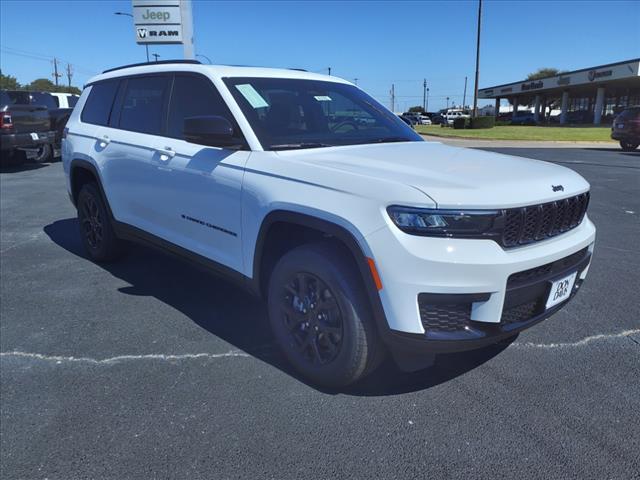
267, 242, 383, 388
77, 183, 124, 262
620, 140, 639, 151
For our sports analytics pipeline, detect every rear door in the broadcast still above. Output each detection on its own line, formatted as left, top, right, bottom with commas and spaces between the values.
96, 74, 171, 234
148, 73, 249, 273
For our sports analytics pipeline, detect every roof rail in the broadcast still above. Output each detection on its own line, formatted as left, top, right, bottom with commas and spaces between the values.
102, 59, 201, 74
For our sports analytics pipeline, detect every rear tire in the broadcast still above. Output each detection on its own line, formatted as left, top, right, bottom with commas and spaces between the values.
31, 143, 52, 163
620, 140, 639, 151
77, 183, 124, 263
267, 242, 383, 388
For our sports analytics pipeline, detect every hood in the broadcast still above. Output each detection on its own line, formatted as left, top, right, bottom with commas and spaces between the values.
279, 141, 590, 209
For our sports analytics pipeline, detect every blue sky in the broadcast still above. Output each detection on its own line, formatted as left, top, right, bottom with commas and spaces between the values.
1, 0, 639, 111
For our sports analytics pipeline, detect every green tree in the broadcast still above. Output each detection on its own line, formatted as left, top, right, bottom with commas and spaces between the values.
408, 106, 424, 113
60, 85, 81, 95
27, 78, 57, 92
0, 70, 20, 90
526, 68, 564, 80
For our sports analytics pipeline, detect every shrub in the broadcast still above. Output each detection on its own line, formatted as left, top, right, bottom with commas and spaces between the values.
453, 117, 468, 129
469, 116, 495, 129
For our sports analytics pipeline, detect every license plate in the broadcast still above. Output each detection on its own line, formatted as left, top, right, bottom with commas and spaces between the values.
30, 132, 39, 141
546, 272, 577, 309
617, 124, 624, 129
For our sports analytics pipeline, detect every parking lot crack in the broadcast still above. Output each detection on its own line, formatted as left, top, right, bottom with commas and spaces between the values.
0, 350, 251, 365
511, 329, 640, 349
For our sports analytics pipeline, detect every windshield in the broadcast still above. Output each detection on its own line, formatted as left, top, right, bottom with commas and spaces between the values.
223, 77, 422, 150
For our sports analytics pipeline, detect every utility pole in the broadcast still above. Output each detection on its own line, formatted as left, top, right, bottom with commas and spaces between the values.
446, 96, 450, 110
52, 58, 62, 86
354, 78, 358, 85
472, 0, 482, 117
426, 88, 429, 112
423, 79, 427, 111
66, 64, 73, 88
390, 84, 395, 112
463, 76, 468, 110
152, 53, 160, 62
328, 67, 331, 76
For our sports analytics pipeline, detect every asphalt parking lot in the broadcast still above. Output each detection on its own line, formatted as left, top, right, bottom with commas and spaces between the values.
1, 144, 639, 479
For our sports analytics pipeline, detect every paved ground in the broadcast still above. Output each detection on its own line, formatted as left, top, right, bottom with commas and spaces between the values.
1, 145, 639, 480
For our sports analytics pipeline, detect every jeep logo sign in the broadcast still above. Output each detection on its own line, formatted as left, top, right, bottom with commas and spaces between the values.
133, 0, 183, 45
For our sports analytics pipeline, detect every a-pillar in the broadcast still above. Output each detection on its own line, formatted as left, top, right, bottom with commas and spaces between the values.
560, 91, 569, 125
533, 95, 541, 122
593, 87, 605, 125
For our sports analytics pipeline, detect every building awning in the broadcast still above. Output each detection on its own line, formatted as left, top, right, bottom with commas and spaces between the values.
479, 59, 640, 99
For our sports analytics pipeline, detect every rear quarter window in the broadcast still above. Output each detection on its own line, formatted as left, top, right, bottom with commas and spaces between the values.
81, 80, 120, 126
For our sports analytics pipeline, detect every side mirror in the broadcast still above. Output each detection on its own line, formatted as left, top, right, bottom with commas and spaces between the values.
183, 115, 237, 147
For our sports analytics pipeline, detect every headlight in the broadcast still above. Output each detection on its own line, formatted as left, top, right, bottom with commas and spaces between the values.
387, 206, 501, 237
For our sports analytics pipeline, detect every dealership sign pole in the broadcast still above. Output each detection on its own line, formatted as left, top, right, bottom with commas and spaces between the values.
132, 0, 195, 60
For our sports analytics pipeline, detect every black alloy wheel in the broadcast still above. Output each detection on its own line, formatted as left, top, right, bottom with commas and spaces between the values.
279, 272, 344, 365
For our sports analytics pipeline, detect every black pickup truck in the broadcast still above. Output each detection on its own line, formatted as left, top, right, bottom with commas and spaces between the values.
0, 90, 72, 165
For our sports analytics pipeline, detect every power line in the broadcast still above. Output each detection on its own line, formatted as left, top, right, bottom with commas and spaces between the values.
0, 46, 98, 76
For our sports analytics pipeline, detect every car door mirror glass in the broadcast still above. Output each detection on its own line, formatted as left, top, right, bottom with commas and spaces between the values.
183, 115, 237, 148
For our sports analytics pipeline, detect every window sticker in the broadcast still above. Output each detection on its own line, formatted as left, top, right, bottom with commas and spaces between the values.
314, 95, 332, 101
235, 84, 269, 109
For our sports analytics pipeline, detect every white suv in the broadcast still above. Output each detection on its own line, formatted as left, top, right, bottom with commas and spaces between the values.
62, 61, 595, 387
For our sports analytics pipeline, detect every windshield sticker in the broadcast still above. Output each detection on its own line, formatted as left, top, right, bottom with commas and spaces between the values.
314, 95, 332, 101
235, 84, 269, 109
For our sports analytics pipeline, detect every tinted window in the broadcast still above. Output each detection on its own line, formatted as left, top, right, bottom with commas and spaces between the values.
29, 92, 57, 110
68, 95, 78, 108
81, 80, 119, 126
224, 77, 420, 150
52, 96, 60, 107
118, 76, 168, 135
167, 74, 240, 141
619, 108, 640, 119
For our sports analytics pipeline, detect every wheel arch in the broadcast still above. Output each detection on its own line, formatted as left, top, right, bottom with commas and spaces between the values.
252, 210, 391, 337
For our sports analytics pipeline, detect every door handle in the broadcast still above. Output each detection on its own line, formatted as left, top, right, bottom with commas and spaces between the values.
158, 147, 176, 162
99, 135, 110, 147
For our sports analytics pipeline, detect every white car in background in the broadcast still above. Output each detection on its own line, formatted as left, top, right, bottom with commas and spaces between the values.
444, 109, 470, 125
49, 92, 79, 109
419, 115, 431, 125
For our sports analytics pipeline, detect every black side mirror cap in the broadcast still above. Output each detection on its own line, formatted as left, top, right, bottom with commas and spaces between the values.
183, 115, 238, 147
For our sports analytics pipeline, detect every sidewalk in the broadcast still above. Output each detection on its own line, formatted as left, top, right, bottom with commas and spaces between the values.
420, 135, 618, 149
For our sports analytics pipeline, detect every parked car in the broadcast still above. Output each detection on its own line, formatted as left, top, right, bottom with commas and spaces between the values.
611, 106, 640, 151
63, 61, 595, 387
398, 114, 416, 128
419, 115, 431, 125
511, 111, 536, 125
444, 109, 470, 126
0, 90, 57, 164
430, 113, 444, 125
564, 110, 593, 124
50, 92, 79, 109
27, 92, 74, 155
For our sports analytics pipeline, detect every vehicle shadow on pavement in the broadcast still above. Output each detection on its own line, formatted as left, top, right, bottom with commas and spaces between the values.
0, 162, 50, 173
44, 217, 513, 397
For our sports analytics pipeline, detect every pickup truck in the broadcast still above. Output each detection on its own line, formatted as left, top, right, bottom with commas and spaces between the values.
0, 90, 72, 164
1, 90, 56, 164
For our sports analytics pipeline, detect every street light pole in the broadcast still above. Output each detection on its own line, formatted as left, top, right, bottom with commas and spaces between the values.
114, 12, 149, 62
423, 79, 427, 111
472, 0, 482, 117
426, 88, 429, 112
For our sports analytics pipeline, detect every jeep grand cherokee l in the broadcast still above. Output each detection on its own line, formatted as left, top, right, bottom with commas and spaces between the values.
62, 61, 596, 387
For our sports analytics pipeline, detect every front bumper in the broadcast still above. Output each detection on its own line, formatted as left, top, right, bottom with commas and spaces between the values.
365, 216, 596, 353
0, 131, 56, 151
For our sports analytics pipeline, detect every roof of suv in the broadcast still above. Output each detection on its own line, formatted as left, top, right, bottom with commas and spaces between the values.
88, 62, 351, 86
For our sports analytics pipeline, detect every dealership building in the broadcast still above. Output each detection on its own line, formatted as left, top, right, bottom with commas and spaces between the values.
478, 58, 640, 124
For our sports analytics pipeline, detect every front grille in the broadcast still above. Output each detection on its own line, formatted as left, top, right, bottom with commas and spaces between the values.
419, 303, 470, 332
507, 247, 589, 288
501, 299, 544, 324
501, 193, 590, 247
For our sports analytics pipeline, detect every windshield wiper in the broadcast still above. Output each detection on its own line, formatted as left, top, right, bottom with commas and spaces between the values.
370, 136, 411, 144
270, 142, 333, 151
